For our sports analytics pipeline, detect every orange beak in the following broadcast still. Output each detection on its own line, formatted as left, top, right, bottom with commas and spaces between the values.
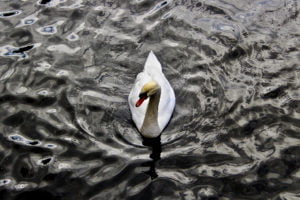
135, 94, 147, 107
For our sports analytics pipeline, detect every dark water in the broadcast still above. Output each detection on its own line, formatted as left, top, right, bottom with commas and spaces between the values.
0, 0, 299, 199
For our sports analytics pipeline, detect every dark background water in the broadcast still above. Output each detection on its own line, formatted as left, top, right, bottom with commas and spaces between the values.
0, 0, 299, 199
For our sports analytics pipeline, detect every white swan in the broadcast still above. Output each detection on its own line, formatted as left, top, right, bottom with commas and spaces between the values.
128, 51, 175, 138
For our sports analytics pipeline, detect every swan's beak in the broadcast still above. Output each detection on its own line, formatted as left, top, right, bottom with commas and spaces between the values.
136, 93, 147, 107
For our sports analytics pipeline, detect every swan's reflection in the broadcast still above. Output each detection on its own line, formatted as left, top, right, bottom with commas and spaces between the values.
141, 136, 161, 179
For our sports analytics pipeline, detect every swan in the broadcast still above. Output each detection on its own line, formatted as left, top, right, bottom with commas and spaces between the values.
128, 51, 175, 138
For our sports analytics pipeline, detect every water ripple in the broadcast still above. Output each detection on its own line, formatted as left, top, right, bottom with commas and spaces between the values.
0, 0, 299, 199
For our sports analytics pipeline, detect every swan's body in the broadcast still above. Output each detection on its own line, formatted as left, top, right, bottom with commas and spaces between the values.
128, 51, 175, 138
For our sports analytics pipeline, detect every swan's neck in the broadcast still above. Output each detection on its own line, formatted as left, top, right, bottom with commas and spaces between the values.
141, 89, 161, 137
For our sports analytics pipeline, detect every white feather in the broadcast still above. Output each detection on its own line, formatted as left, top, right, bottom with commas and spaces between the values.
128, 51, 175, 136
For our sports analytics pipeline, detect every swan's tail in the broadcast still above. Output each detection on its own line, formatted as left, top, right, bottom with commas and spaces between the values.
144, 51, 162, 73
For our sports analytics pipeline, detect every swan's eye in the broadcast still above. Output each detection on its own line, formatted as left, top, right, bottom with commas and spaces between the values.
139, 92, 147, 98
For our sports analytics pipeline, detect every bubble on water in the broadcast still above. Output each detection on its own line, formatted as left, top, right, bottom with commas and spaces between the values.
36, 21, 64, 35
37, 26, 56, 34
45, 143, 57, 148
0, 179, 11, 186
67, 33, 79, 41
56, 70, 69, 76
26, 141, 41, 146
45, 26, 55, 32
9, 135, 24, 142
17, 13, 40, 27
0, 10, 21, 18
25, 19, 34, 24
37, 90, 49, 96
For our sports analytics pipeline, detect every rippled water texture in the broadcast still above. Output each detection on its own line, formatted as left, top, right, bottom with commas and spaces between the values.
0, 0, 299, 199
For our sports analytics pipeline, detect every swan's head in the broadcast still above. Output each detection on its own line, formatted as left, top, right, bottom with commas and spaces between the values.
136, 81, 160, 107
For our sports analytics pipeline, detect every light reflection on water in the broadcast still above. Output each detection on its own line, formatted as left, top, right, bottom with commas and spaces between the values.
0, 0, 299, 199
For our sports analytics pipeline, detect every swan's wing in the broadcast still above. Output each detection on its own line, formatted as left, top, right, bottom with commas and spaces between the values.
128, 72, 151, 130
144, 51, 162, 74
155, 74, 175, 130
144, 51, 175, 131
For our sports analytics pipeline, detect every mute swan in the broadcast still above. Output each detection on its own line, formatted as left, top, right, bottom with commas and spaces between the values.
128, 51, 175, 138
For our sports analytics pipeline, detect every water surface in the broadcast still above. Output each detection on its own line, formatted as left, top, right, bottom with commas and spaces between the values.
0, 0, 299, 199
